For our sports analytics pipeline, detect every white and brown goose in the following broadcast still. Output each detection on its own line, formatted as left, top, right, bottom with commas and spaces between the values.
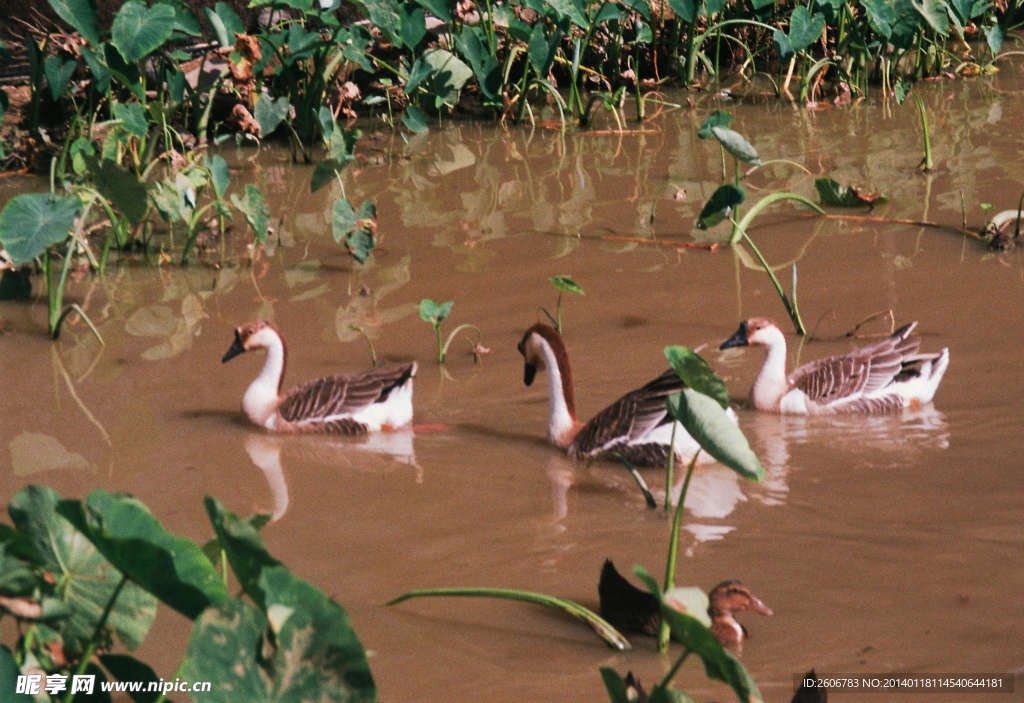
720, 318, 949, 414
518, 323, 731, 467
222, 321, 416, 433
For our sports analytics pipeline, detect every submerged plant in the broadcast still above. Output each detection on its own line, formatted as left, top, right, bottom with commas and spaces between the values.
419, 298, 482, 365
540, 276, 585, 334
894, 79, 933, 172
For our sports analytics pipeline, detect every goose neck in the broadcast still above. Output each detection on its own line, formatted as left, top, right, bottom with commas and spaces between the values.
536, 337, 578, 448
750, 328, 789, 411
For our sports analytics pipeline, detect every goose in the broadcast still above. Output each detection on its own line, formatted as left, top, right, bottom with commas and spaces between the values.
598, 560, 772, 646
222, 320, 416, 433
518, 323, 730, 467
720, 318, 948, 414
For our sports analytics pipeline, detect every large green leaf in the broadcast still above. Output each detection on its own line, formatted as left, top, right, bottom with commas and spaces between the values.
332, 198, 377, 263
356, 0, 403, 46
46, 0, 100, 45
527, 24, 562, 78
203, 3, 245, 47
400, 2, 427, 50
697, 110, 732, 139
787, 5, 825, 53
0, 646, 33, 702
0, 193, 81, 265
419, 298, 453, 326
666, 390, 764, 480
405, 48, 473, 108
200, 498, 376, 702
402, 105, 429, 133
159, 0, 202, 36
709, 126, 761, 165
112, 102, 149, 139
659, 605, 762, 703
455, 29, 501, 101
861, 0, 895, 37
231, 184, 270, 243
181, 599, 273, 703
814, 178, 887, 207
948, 0, 989, 23
412, 0, 450, 22
111, 1, 176, 63
547, 0, 590, 27
8, 486, 157, 657
44, 55, 77, 101
205, 155, 231, 198
986, 23, 1004, 55
696, 184, 745, 230
0, 539, 39, 597
86, 156, 149, 225
663, 346, 729, 409
253, 94, 291, 138
912, 0, 949, 35
57, 490, 229, 620
99, 654, 163, 703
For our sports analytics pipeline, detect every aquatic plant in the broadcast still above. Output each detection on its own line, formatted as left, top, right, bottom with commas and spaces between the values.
0, 486, 375, 702
419, 298, 482, 365
540, 276, 585, 334
894, 78, 934, 172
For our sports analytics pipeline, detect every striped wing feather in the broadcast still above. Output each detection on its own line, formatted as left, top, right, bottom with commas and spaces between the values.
277, 363, 415, 430
788, 323, 920, 405
572, 368, 682, 459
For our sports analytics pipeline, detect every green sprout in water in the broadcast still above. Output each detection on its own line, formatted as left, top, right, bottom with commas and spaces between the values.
348, 324, 378, 368
894, 79, 933, 172
540, 276, 584, 334
419, 298, 482, 365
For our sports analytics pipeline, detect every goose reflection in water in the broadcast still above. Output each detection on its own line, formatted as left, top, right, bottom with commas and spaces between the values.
243, 429, 421, 522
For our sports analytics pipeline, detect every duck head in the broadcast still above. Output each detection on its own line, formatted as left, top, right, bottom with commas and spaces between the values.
720, 318, 782, 350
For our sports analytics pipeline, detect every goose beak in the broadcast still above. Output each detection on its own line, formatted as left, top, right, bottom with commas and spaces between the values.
748, 596, 773, 616
222, 333, 246, 363
720, 322, 749, 350
523, 362, 537, 386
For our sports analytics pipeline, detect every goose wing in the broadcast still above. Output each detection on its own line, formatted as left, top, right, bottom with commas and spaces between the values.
572, 368, 682, 456
278, 362, 416, 425
788, 323, 920, 405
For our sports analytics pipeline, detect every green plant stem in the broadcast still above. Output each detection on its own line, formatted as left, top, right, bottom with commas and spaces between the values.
910, 91, 933, 171
608, 453, 656, 508
349, 324, 378, 367
659, 649, 692, 688
63, 575, 129, 703
385, 588, 631, 650
442, 323, 482, 362
435, 325, 444, 364
664, 422, 677, 512
736, 226, 805, 335
658, 450, 699, 653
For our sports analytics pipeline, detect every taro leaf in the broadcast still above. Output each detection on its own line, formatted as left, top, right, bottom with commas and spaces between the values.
200, 513, 271, 565
860, 0, 895, 38
710, 125, 761, 166
600, 668, 631, 703
346, 200, 377, 264
619, 0, 651, 21
0, 193, 81, 265
787, 5, 825, 53
46, 0, 100, 46
311, 158, 344, 194
231, 184, 270, 243
894, 77, 910, 105
317, 105, 335, 139
702, 0, 727, 16
667, 0, 696, 25
696, 184, 745, 230
201, 497, 376, 702
0, 646, 33, 703
203, 3, 244, 47
111, 1, 176, 63
405, 48, 473, 108
0, 540, 39, 596
400, 2, 427, 50
205, 155, 230, 198
332, 198, 356, 241
357, 0, 403, 46
663, 346, 729, 409
813, 0, 842, 22
455, 29, 501, 101
99, 654, 164, 703
253, 94, 291, 138
912, 0, 950, 35
286, 24, 322, 61
112, 102, 148, 139
56, 489, 229, 620
402, 104, 429, 133
666, 389, 764, 480
8, 486, 157, 657
948, 0, 989, 23
814, 178, 887, 207
594, 2, 622, 24
86, 156, 148, 225
773, 29, 795, 63
44, 54, 78, 101
888, 0, 922, 50
329, 126, 359, 162
419, 298, 453, 326
697, 109, 733, 139
548, 0, 590, 27
551, 275, 583, 295
81, 45, 111, 92
413, 0, 451, 22
985, 23, 1004, 55
635, 21, 653, 43
159, 0, 202, 36
659, 604, 762, 703
528, 24, 562, 77
181, 598, 271, 702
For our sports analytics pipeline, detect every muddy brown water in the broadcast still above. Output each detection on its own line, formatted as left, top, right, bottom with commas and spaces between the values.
3, 66, 1024, 703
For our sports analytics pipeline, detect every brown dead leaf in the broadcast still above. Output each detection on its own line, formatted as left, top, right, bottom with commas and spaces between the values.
226, 103, 261, 137
0, 594, 42, 619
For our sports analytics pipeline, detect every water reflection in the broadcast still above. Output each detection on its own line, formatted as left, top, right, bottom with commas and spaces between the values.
241, 429, 421, 522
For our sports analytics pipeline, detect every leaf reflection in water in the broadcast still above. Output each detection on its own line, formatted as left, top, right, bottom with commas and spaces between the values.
9, 432, 94, 475
335, 255, 417, 342
125, 294, 208, 361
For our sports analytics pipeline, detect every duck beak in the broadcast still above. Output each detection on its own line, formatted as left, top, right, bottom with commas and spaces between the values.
222, 333, 246, 363
720, 321, 749, 350
748, 596, 773, 616
523, 362, 537, 386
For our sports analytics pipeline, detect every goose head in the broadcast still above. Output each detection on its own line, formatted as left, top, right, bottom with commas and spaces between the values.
720, 318, 785, 350
222, 321, 283, 363
517, 323, 579, 447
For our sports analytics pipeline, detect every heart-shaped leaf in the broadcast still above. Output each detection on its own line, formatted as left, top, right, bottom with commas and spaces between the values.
666, 389, 764, 480
112, 102, 148, 139
253, 94, 291, 138
230, 184, 270, 243
44, 54, 77, 100
787, 5, 825, 53
696, 184, 746, 230
46, 0, 100, 45
664, 346, 729, 409
0, 193, 81, 265
697, 109, 733, 139
419, 298, 453, 326
111, 1, 175, 63
402, 104, 429, 133
551, 276, 584, 295
86, 156, 148, 225
710, 125, 761, 165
